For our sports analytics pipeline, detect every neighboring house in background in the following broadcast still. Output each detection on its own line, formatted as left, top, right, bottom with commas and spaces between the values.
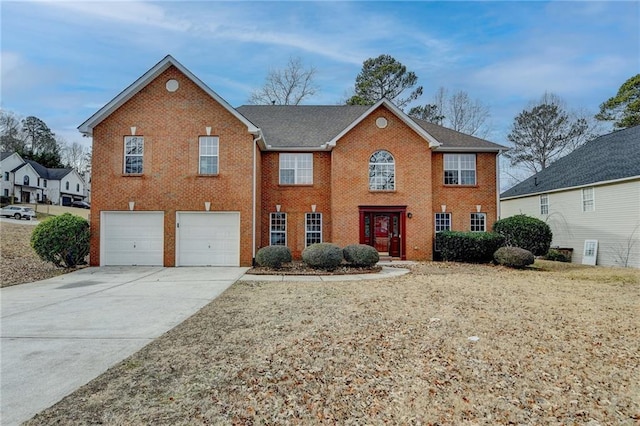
0, 152, 88, 205
500, 125, 640, 268
79, 55, 506, 267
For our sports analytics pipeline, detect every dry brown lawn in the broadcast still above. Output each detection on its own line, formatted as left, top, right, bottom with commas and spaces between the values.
25, 261, 639, 425
0, 221, 66, 287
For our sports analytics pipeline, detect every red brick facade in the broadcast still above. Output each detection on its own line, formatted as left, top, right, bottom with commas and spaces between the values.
86, 57, 501, 267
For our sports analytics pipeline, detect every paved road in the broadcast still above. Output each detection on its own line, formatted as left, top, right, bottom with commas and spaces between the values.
0, 266, 247, 425
0, 216, 39, 225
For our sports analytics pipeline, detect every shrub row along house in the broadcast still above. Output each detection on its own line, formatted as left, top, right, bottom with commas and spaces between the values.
501, 125, 640, 268
0, 152, 88, 205
79, 55, 506, 267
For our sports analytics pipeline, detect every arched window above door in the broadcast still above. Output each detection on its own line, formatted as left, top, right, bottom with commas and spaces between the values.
368, 150, 395, 191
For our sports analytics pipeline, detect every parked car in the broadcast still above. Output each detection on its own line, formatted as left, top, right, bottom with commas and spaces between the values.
71, 201, 91, 209
0, 205, 36, 220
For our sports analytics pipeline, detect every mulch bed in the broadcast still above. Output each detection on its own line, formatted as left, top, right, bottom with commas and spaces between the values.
247, 260, 382, 275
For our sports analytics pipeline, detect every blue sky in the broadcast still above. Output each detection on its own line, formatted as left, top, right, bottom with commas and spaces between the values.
1, 0, 639, 153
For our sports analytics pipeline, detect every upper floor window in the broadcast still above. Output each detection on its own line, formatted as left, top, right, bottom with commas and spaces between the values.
23, 175, 29, 185
582, 187, 594, 212
444, 153, 476, 185
369, 150, 395, 191
124, 136, 144, 174
470, 212, 486, 232
43, 179, 47, 188
270, 212, 287, 246
3, 172, 8, 181
65, 181, 69, 190
199, 136, 219, 174
305, 213, 322, 247
279, 153, 312, 185
76, 183, 80, 192
540, 194, 549, 215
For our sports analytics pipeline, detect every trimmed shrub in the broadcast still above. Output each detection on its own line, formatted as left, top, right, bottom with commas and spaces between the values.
30, 213, 89, 268
492, 214, 552, 256
343, 244, 379, 267
545, 248, 571, 263
255, 246, 292, 269
436, 231, 505, 263
302, 243, 343, 270
494, 246, 535, 269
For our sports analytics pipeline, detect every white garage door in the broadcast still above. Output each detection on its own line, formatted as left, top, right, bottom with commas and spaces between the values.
176, 212, 240, 266
101, 212, 164, 266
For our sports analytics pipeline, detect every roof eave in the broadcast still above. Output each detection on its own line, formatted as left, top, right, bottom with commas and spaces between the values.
78, 55, 259, 137
326, 99, 442, 149
432, 146, 505, 153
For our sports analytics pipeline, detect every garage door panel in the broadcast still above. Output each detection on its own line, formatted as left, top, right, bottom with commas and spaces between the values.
176, 212, 240, 266
102, 212, 164, 266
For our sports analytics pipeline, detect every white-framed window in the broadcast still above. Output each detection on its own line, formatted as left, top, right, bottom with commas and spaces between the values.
369, 150, 395, 190
76, 183, 80, 192
23, 175, 29, 185
3, 172, 8, 181
65, 181, 69, 190
124, 136, 144, 174
305, 212, 322, 247
540, 194, 549, 215
43, 179, 47, 188
3, 189, 8, 197
199, 136, 219, 174
270, 212, 287, 246
279, 153, 313, 185
444, 153, 476, 185
435, 212, 451, 232
582, 187, 594, 212
470, 212, 486, 232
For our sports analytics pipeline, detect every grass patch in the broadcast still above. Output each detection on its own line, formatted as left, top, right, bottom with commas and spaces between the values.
25, 262, 640, 425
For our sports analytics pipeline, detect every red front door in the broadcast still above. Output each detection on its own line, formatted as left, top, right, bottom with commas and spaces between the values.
374, 214, 390, 253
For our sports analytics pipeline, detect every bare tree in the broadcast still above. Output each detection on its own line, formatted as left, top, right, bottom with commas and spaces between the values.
0, 109, 26, 153
408, 87, 491, 137
61, 140, 90, 173
249, 57, 318, 105
504, 92, 589, 174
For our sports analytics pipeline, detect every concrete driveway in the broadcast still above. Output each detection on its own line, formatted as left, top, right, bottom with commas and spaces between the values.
0, 266, 247, 426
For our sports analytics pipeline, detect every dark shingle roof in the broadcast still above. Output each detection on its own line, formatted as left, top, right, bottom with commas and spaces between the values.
501, 125, 640, 199
237, 105, 369, 148
25, 159, 72, 180
236, 104, 505, 151
1, 152, 16, 161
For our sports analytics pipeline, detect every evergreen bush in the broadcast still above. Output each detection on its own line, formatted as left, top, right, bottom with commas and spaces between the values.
30, 213, 89, 268
255, 246, 292, 269
302, 243, 343, 270
545, 248, 571, 263
492, 214, 552, 256
343, 244, 379, 267
494, 246, 535, 268
435, 231, 505, 263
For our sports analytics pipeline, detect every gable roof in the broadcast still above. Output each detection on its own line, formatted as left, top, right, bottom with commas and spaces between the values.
501, 125, 640, 199
1, 152, 18, 161
25, 160, 73, 180
78, 55, 259, 137
238, 100, 504, 151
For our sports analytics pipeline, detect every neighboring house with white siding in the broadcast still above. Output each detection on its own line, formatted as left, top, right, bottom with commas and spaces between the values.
500, 125, 640, 268
0, 152, 88, 205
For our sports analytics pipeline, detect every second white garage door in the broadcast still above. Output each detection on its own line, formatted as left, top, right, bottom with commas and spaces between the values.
176, 212, 240, 266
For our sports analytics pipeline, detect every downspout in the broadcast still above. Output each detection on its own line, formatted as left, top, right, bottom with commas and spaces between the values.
252, 130, 264, 266
496, 150, 502, 220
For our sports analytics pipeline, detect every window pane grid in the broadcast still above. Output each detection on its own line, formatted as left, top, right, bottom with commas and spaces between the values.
305, 213, 322, 246
270, 213, 287, 246
582, 187, 594, 212
435, 213, 451, 232
540, 194, 549, 215
124, 136, 144, 174
369, 150, 395, 190
199, 136, 219, 174
280, 154, 313, 184
470, 213, 486, 232
444, 154, 476, 185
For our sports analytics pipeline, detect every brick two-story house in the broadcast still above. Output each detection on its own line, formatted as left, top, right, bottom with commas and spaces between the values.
79, 56, 505, 267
